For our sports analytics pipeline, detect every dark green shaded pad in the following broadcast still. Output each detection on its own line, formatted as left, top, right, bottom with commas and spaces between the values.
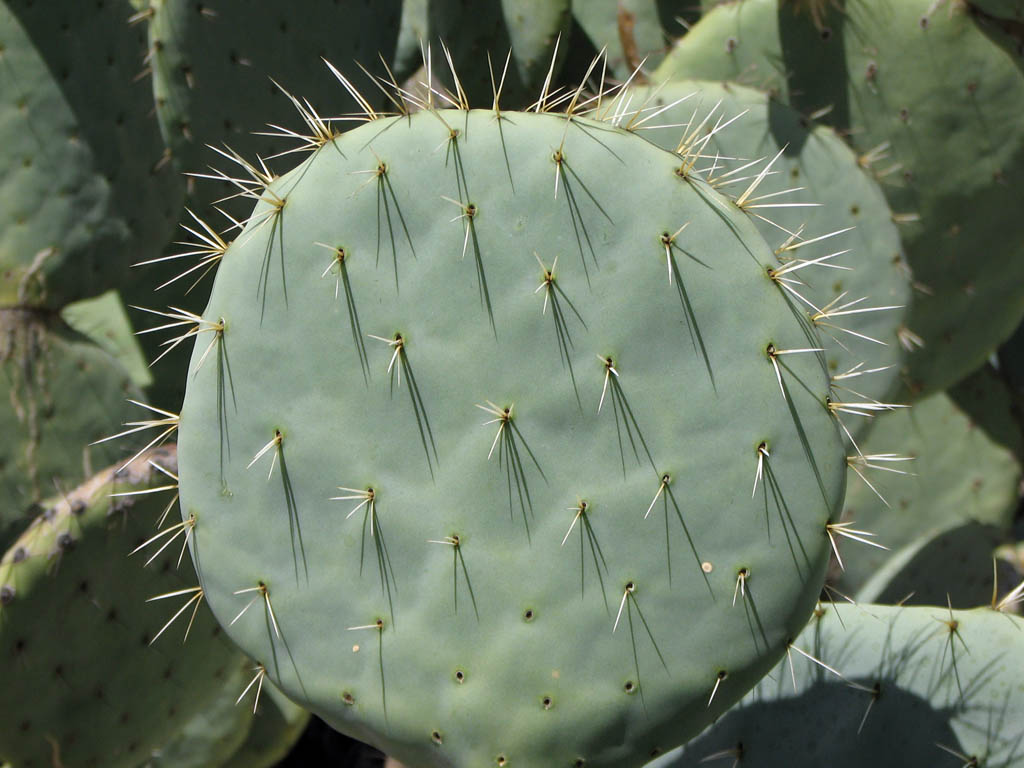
145, 0, 402, 211
60, 290, 153, 390
949, 361, 1024, 463
0, 446, 241, 768
0, 0, 183, 309
427, 0, 571, 108
969, 0, 1024, 21
646, 604, 1024, 768
837, 390, 1020, 604
177, 108, 847, 767
572, 0, 701, 80
655, 0, 1024, 399
997, 319, 1024, 458
856, 521, 1012, 608
218, 682, 310, 768
394, 0, 428, 82
0, 308, 145, 548
138, 657, 254, 768
628, 79, 909, 413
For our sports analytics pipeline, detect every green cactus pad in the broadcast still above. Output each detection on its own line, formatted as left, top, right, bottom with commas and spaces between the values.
60, 290, 154, 390
628, 79, 909, 414
970, 0, 1024, 21
0, 446, 240, 768
427, 0, 571, 108
139, 657, 255, 768
646, 603, 1024, 767
997, 320, 1024, 455
572, 0, 700, 79
654, 0, 1024, 399
144, 0, 402, 205
394, 0, 428, 82
218, 683, 310, 768
0, 309, 145, 549
170, 97, 850, 768
140, 663, 308, 768
0, 0, 183, 309
837, 386, 1020, 606
948, 361, 1024, 462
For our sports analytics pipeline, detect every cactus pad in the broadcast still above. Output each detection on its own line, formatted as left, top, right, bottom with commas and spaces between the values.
144, 0, 402, 202
838, 385, 1020, 606
0, 309, 145, 548
427, 0, 571, 107
0, 0, 183, 308
655, 0, 1024, 398
647, 602, 1024, 767
0, 447, 240, 768
629, 79, 909, 413
168, 91, 851, 767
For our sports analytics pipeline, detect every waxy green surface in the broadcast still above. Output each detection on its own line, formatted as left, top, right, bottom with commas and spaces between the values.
176, 107, 848, 767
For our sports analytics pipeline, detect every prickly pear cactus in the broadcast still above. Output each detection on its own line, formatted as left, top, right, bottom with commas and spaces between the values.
60, 290, 154, 391
427, 0, 571, 107
572, 0, 700, 79
159, 72, 857, 767
140, 663, 308, 768
218, 684, 310, 768
0, 309, 145, 549
138, 658, 256, 768
0, 446, 240, 768
970, 0, 1024, 21
142, 0, 402, 206
628, 79, 910, 413
0, 0, 183, 308
646, 602, 1024, 767
839, 383, 1020, 607
394, 0, 428, 81
655, 0, 1024, 399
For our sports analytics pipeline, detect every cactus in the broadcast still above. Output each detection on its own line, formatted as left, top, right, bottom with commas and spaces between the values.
141, 663, 309, 768
427, 0, 571, 107
625, 79, 910, 416
139, 658, 256, 768
395, 0, 429, 81
0, 446, 241, 768
0, 309, 146, 549
645, 601, 1024, 767
948, 361, 1024, 463
0, 0, 183, 308
218, 683, 310, 768
654, 0, 1024, 399
140, 59, 873, 767
837, 382, 1020, 607
571, 0, 700, 79
60, 290, 154, 391
141, 0, 403, 211
969, 0, 1024, 21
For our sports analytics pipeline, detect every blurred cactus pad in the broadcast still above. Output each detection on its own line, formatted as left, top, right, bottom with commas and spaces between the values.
159, 61, 876, 765
0, 446, 241, 768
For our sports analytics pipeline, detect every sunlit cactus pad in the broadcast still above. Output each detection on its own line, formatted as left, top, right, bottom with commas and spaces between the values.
655, 0, 1024, 398
626, 79, 909, 413
176, 102, 849, 767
